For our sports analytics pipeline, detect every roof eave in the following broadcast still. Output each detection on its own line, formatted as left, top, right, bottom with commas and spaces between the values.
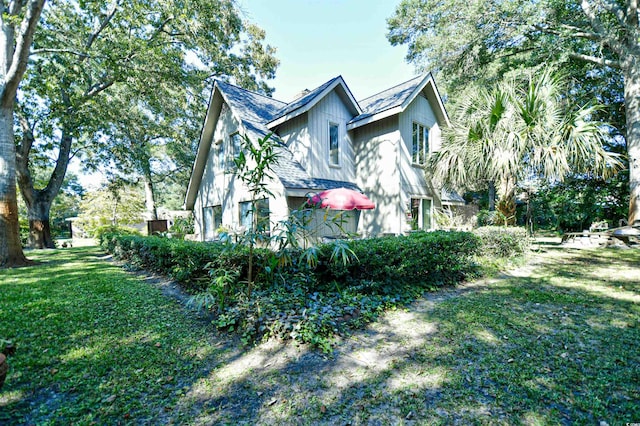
346, 106, 403, 130
185, 85, 222, 210
267, 77, 361, 130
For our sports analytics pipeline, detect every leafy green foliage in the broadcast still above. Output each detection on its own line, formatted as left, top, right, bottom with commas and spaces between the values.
77, 182, 145, 236
101, 231, 483, 351
316, 231, 481, 292
428, 68, 621, 225
523, 174, 629, 232
13, 0, 280, 251
472, 226, 530, 258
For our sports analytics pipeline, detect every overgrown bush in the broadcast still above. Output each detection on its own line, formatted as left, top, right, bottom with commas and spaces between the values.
95, 225, 140, 246
473, 226, 530, 258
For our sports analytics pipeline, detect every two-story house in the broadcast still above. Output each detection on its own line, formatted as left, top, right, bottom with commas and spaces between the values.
184, 73, 464, 241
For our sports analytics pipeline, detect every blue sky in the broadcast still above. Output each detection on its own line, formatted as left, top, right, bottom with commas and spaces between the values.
237, 0, 418, 102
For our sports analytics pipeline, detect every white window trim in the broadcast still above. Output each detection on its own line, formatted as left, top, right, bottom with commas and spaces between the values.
411, 121, 430, 167
410, 196, 434, 230
328, 121, 341, 167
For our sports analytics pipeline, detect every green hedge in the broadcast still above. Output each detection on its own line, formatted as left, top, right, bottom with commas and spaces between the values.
315, 231, 481, 292
102, 231, 482, 293
100, 230, 493, 351
100, 233, 274, 293
472, 226, 530, 258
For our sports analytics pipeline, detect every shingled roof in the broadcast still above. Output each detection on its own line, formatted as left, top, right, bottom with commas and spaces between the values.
215, 80, 361, 193
354, 75, 424, 122
186, 74, 451, 209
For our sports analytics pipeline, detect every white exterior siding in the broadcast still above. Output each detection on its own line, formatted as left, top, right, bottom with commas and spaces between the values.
353, 116, 402, 236
305, 91, 356, 182
193, 102, 288, 241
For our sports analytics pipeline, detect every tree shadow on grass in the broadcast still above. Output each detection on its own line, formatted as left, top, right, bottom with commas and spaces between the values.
2, 247, 638, 424
0, 247, 261, 424
167, 249, 640, 425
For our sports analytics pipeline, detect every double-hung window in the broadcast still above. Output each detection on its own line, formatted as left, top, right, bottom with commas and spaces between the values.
239, 199, 270, 234
412, 122, 429, 165
329, 123, 339, 166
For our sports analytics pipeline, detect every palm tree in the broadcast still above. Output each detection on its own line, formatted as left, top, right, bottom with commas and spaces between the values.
429, 68, 622, 225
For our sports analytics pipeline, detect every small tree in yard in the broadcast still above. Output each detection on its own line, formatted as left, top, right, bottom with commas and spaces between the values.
233, 133, 279, 299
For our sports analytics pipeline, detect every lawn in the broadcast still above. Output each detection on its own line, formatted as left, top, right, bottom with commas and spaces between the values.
1, 244, 639, 424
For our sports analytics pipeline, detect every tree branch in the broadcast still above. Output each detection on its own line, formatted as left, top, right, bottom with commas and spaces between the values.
580, 0, 630, 57
601, 0, 628, 28
2, 0, 46, 108
626, 0, 638, 29
31, 48, 89, 59
83, 78, 115, 98
569, 51, 622, 69
85, 0, 121, 54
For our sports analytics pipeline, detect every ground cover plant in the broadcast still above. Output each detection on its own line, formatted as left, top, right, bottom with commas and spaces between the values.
101, 230, 483, 351
1, 244, 638, 424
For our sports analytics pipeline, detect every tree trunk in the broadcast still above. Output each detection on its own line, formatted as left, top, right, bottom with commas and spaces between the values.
496, 177, 516, 226
27, 196, 55, 249
16, 127, 73, 249
143, 172, 158, 221
625, 58, 640, 226
488, 181, 496, 211
0, 107, 29, 266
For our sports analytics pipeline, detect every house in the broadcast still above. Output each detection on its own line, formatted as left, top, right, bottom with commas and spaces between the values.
184, 73, 464, 241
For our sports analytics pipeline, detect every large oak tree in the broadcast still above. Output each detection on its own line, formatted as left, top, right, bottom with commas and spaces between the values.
388, 0, 640, 225
15, 0, 278, 249
0, 0, 46, 267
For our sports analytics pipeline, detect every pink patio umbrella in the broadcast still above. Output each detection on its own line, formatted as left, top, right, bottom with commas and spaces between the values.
308, 187, 375, 210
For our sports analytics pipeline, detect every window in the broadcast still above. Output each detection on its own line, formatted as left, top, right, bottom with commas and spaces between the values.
216, 140, 224, 169
229, 132, 242, 169
203, 205, 222, 240
329, 123, 339, 166
412, 122, 430, 165
410, 198, 433, 230
239, 199, 270, 234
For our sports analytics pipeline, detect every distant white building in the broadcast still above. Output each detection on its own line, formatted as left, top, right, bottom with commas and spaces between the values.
185, 74, 464, 241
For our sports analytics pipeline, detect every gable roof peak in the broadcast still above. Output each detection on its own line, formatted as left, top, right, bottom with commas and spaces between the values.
267, 75, 361, 129
358, 73, 427, 105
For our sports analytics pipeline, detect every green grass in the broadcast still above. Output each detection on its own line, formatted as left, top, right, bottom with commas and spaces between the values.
1, 245, 639, 424
0, 247, 228, 424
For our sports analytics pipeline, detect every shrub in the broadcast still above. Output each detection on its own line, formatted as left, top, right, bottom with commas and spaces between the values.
315, 231, 481, 293
102, 230, 485, 352
95, 225, 140, 247
473, 226, 530, 258
100, 234, 275, 293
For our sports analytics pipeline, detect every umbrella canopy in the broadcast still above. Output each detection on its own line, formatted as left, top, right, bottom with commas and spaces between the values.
308, 187, 375, 210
